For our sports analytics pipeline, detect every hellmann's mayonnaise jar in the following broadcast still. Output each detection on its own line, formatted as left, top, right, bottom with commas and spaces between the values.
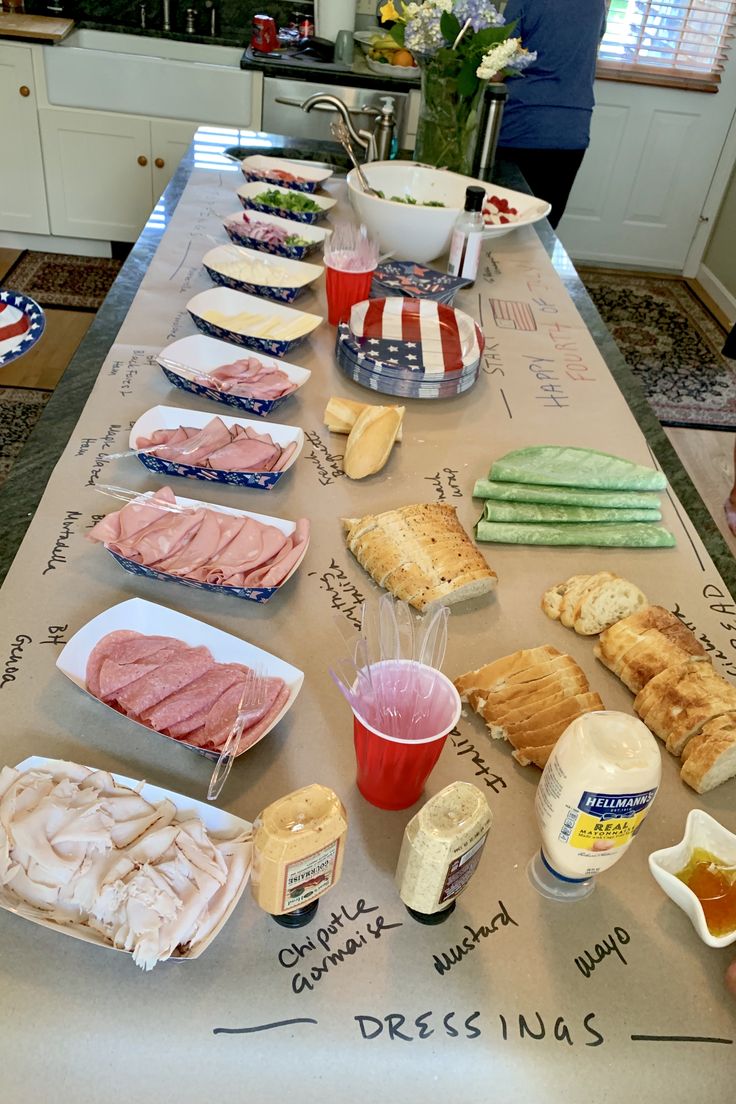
251, 784, 348, 927
530, 711, 661, 901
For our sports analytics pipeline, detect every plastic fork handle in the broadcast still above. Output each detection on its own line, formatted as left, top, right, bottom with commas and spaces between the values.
207, 717, 245, 801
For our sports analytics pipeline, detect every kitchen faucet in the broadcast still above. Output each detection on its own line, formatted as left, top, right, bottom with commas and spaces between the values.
298, 93, 396, 162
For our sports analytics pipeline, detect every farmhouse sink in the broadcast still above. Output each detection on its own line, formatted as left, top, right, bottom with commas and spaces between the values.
44, 30, 252, 126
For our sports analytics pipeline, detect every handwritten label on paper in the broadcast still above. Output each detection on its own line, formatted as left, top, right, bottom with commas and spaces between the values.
424, 469, 464, 503
307, 559, 365, 628
42, 511, 82, 576
106, 348, 156, 398
165, 310, 190, 342
524, 353, 570, 409
545, 322, 597, 384
353, 1008, 604, 1046
482, 339, 505, 377
39, 624, 69, 647
84, 424, 124, 487
672, 591, 736, 678
304, 430, 345, 486
276, 898, 403, 995
0, 633, 32, 691
574, 927, 631, 979
432, 899, 518, 976
449, 730, 507, 794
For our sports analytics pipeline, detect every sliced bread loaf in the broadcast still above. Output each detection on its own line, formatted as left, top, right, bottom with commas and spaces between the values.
680, 713, 736, 793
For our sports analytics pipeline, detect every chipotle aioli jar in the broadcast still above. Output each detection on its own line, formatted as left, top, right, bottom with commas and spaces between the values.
251, 784, 348, 927
395, 782, 492, 924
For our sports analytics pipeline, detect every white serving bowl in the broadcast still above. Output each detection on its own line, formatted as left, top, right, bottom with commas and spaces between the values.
649, 809, 736, 948
347, 161, 550, 263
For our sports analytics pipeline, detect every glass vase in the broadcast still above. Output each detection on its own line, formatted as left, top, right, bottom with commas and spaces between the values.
414, 60, 485, 176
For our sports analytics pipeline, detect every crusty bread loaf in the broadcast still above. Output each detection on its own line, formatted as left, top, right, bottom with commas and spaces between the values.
342, 503, 497, 612
594, 604, 706, 677
502, 692, 604, 748
454, 645, 563, 704
512, 743, 556, 769
680, 713, 736, 793
617, 630, 709, 694
454, 648, 602, 765
633, 662, 736, 755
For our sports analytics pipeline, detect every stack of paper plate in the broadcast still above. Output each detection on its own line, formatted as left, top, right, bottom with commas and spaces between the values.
335, 297, 484, 400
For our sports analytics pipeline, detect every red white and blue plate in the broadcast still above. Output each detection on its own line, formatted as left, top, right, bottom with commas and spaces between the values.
0, 291, 45, 369
336, 297, 483, 400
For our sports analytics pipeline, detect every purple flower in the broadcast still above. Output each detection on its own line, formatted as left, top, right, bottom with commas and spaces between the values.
453, 0, 505, 32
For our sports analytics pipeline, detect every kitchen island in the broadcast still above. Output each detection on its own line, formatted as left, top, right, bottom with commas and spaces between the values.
0, 132, 734, 1102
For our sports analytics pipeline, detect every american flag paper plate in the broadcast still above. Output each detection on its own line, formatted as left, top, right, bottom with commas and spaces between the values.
346, 298, 484, 378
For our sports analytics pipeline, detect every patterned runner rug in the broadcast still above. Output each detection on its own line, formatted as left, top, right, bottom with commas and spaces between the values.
576, 267, 734, 431
3, 251, 122, 311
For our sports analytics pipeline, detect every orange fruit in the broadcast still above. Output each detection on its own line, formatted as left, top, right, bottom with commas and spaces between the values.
393, 49, 415, 67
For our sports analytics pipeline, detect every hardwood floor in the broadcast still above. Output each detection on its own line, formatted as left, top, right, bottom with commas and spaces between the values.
666, 425, 736, 557
0, 309, 93, 390
0, 247, 22, 283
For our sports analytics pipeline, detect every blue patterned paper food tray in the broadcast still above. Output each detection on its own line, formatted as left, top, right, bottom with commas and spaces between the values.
189, 310, 310, 359
136, 450, 288, 489
159, 364, 291, 418
239, 196, 327, 226
224, 222, 322, 261
241, 167, 319, 194
204, 263, 306, 304
107, 550, 283, 603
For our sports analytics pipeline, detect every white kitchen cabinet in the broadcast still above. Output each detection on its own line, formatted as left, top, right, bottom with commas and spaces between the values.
38, 109, 203, 241
0, 43, 50, 234
150, 120, 199, 200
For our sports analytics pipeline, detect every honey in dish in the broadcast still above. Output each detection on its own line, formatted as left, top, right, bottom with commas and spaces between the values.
676, 847, 736, 936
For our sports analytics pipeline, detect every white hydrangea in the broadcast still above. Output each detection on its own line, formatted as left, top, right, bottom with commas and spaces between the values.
476, 37, 525, 79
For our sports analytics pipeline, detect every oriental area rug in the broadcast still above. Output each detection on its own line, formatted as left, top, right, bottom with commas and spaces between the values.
576, 267, 735, 432
0, 250, 123, 489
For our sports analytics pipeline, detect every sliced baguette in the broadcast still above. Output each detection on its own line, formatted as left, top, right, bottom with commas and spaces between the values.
343, 405, 404, 480
594, 604, 706, 677
633, 662, 736, 755
573, 575, 648, 635
561, 572, 616, 629
618, 630, 709, 694
324, 396, 404, 441
680, 713, 736, 793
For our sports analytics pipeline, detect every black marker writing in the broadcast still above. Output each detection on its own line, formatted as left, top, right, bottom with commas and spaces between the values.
574, 926, 630, 979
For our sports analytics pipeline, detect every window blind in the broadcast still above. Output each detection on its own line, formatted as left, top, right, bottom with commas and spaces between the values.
598, 0, 736, 90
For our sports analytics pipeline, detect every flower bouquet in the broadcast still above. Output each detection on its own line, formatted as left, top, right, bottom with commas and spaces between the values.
380, 1, 534, 175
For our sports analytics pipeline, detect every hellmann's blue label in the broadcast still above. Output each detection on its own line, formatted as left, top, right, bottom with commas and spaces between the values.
559, 787, 658, 851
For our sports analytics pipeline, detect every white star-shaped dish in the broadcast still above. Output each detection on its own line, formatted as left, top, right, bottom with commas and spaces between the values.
649, 809, 736, 948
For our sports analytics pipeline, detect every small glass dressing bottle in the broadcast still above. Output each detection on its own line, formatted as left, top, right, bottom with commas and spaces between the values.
251, 783, 348, 927
395, 781, 493, 924
447, 185, 486, 284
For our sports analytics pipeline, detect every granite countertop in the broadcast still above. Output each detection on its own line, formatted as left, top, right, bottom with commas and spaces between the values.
0, 133, 733, 598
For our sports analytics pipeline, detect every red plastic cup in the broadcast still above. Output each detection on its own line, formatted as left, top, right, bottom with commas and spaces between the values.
351, 661, 462, 811
325, 257, 375, 326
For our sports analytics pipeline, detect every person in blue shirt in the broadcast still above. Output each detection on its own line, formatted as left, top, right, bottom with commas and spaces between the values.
497, 0, 607, 228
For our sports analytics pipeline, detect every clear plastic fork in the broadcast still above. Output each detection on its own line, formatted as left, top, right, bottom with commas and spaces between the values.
207, 665, 267, 801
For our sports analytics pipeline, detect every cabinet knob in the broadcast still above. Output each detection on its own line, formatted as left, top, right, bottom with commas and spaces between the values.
137, 155, 148, 167
154, 157, 165, 169
19, 85, 30, 98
